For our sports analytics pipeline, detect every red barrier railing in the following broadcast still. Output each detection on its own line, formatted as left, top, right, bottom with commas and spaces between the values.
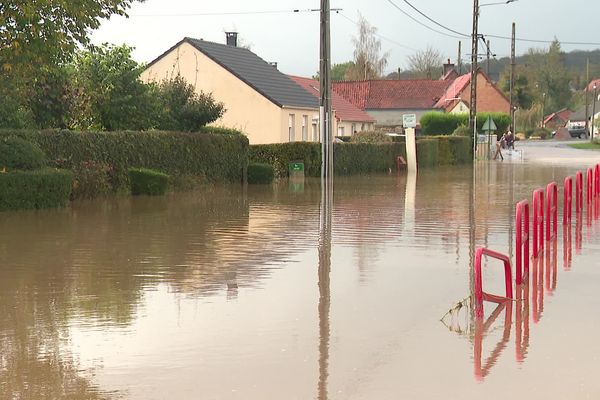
575, 171, 583, 216
545, 182, 558, 241
532, 189, 544, 258
474, 247, 514, 319
516, 200, 530, 285
563, 176, 573, 225
473, 302, 512, 381
595, 164, 600, 197
587, 168, 594, 205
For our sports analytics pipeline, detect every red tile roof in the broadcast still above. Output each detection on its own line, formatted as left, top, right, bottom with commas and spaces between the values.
543, 108, 571, 125
434, 74, 471, 109
289, 76, 375, 122
332, 79, 452, 110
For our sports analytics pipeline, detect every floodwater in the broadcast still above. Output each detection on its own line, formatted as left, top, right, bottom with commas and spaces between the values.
1, 150, 600, 399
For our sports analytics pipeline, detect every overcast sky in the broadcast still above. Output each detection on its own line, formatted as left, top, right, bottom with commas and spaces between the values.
90, 0, 600, 77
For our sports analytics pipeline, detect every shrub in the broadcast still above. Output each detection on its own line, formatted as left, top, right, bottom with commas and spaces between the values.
453, 125, 471, 137
420, 112, 511, 136
0, 169, 73, 211
70, 160, 114, 200
0, 136, 47, 170
417, 136, 471, 168
129, 168, 170, 195
349, 131, 392, 143
532, 128, 551, 140
0, 129, 248, 193
247, 163, 274, 184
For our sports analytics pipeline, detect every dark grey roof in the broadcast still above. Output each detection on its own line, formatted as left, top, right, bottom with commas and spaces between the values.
183, 37, 318, 109
570, 105, 594, 121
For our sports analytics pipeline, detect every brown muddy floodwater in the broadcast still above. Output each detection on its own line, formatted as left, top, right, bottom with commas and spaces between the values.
1, 159, 600, 400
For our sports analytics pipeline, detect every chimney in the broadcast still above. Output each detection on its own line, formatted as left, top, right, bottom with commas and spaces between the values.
268, 62, 278, 69
225, 32, 238, 47
442, 58, 455, 76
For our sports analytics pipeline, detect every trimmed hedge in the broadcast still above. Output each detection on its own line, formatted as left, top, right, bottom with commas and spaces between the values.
420, 112, 511, 136
0, 169, 73, 211
0, 129, 249, 194
0, 136, 47, 170
250, 142, 406, 178
247, 163, 275, 184
129, 168, 170, 195
417, 136, 471, 168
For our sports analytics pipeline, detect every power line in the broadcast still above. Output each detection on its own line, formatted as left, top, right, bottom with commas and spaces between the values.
483, 34, 600, 46
337, 12, 417, 52
385, 0, 467, 40
398, 0, 469, 38
131, 8, 342, 17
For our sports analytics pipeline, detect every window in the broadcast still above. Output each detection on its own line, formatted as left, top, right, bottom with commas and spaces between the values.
302, 115, 308, 141
288, 114, 295, 142
312, 122, 318, 142
337, 126, 345, 136
351, 123, 356, 135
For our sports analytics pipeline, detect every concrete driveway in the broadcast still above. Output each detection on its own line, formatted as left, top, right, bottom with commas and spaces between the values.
507, 139, 600, 166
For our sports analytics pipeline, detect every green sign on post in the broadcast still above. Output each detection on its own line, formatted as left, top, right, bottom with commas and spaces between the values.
289, 162, 304, 172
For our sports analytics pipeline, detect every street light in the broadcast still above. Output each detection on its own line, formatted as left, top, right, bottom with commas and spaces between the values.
470, 0, 518, 160
541, 92, 546, 128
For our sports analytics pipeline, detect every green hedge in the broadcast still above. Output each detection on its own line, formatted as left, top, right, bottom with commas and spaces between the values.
129, 168, 170, 195
420, 112, 511, 136
0, 129, 249, 193
250, 142, 407, 178
0, 136, 47, 170
417, 136, 471, 168
0, 169, 73, 211
247, 163, 275, 184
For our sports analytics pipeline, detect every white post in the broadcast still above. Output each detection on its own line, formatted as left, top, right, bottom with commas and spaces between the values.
405, 127, 417, 173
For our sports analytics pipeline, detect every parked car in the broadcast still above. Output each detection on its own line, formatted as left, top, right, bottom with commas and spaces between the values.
568, 127, 586, 139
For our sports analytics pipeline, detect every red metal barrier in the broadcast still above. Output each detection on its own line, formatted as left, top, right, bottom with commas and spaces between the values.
474, 247, 514, 319
532, 189, 544, 258
587, 168, 594, 205
595, 164, 600, 197
563, 176, 573, 225
545, 182, 558, 241
516, 200, 530, 285
575, 171, 583, 215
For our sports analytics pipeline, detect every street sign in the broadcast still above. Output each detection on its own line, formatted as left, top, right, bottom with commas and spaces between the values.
402, 113, 417, 128
481, 115, 497, 132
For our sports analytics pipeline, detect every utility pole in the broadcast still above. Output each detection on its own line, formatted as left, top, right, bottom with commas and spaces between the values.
486, 39, 491, 76
585, 58, 590, 138
509, 22, 516, 128
469, 0, 479, 159
458, 41, 462, 75
319, 0, 333, 180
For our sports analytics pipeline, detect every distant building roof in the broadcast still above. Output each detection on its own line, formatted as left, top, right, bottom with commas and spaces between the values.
543, 108, 571, 125
332, 79, 452, 110
288, 76, 375, 123
434, 74, 471, 110
147, 37, 318, 109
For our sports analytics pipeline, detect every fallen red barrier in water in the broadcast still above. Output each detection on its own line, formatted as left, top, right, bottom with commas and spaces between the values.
474, 247, 513, 319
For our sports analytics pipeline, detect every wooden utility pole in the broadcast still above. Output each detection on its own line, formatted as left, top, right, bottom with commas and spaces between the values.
469, 0, 480, 159
319, 0, 333, 180
486, 39, 491, 75
509, 22, 516, 128
458, 41, 462, 75
585, 58, 590, 137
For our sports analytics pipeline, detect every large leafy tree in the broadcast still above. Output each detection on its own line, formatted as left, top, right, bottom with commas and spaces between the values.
0, 0, 142, 71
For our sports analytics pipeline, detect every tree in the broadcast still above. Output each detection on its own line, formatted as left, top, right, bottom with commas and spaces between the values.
407, 46, 444, 79
156, 75, 226, 132
312, 61, 355, 81
345, 13, 389, 80
69, 44, 159, 131
0, 0, 143, 71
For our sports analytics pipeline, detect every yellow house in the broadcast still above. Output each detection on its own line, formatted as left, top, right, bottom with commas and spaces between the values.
141, 35, 320, 144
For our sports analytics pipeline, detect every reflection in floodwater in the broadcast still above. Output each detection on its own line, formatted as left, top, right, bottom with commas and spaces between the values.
318, 177, 332, 400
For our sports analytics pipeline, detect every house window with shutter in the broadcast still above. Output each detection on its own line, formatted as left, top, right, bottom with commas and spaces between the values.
289, 114, 295, 142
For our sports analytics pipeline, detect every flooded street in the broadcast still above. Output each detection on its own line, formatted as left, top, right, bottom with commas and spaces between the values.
2, 148, 600, 399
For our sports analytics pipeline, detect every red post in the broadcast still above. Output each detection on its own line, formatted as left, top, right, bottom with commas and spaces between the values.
532, 189, 544, 258
587, 168, 594, 205
545, 182, 558, 241
474, 247, 514, 319
595, 164, 600, 197
575, 171, 583, 216
516, 200, 530, 285
563, 176, 573, 225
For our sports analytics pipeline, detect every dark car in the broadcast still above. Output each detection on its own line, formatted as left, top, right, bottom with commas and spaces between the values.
568, 128, 586, 139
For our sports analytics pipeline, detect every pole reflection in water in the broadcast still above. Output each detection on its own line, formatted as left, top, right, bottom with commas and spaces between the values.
563, 223, 572, 271
545, 238, 558, 295
473, 301, 512, 382
317, 175, 333, 400
515, 283, 530, 363
575, 212, 583, 254
532, 253, 545, 324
